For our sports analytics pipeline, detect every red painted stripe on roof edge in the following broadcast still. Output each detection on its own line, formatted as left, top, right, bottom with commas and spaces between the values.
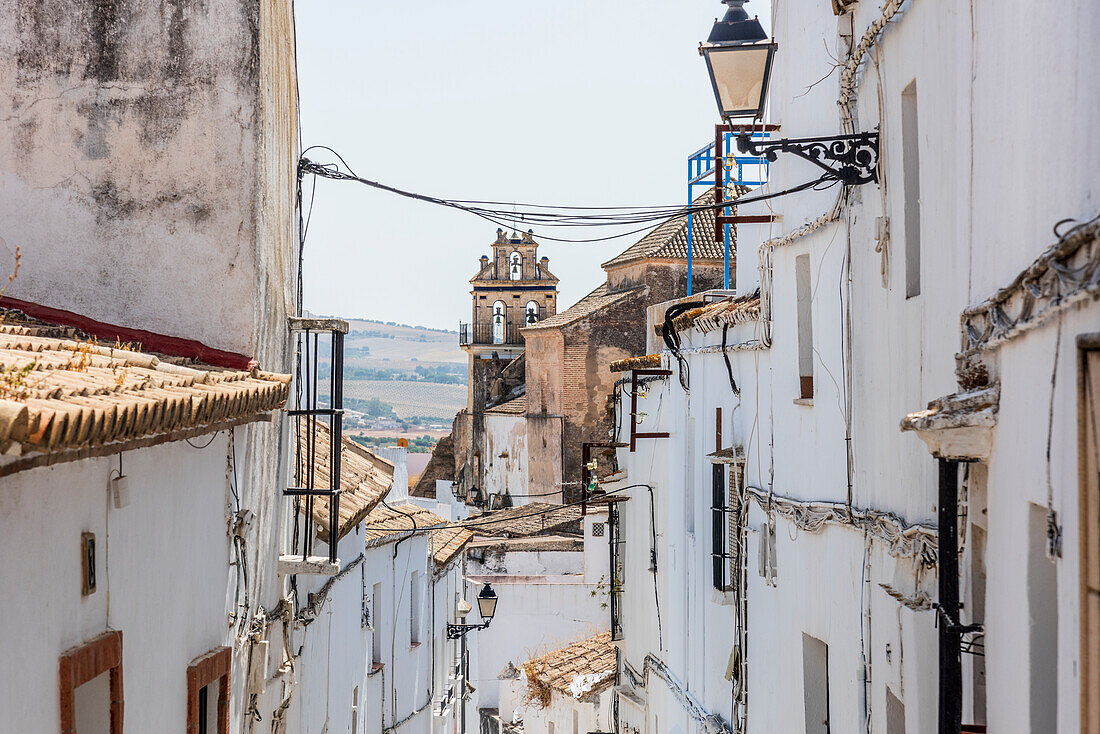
0, 296, 255, 370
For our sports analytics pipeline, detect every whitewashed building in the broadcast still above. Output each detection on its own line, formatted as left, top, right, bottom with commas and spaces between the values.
500, 632, 617, 734
608, 1, 1100, 734
0, 310, 291, 733
0, 0, 303, 731
466, 505, 612, 733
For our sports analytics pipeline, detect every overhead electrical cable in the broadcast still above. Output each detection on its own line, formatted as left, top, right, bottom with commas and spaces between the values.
296, 153, 833, 245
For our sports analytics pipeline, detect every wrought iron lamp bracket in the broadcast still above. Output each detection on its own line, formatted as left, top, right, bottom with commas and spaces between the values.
447, 622, 489, 639
735, 131, 879, 185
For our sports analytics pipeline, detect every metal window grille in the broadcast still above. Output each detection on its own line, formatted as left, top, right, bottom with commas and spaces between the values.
711, 464, 733, 590
287, 317, 347, 564
608, 502, 625, 641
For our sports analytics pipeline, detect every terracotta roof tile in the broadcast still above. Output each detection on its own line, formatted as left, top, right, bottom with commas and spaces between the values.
0, 315, 290, 468
600, 189, 730, 269
485, 393, 527, 415
361, 503, 473, 568
523, 632, 615, 701
522, 283, 640, 332
672, 291, 762, 333
608, 354, 662, 372
294, 419, 394, 544
468, 503, 583, 538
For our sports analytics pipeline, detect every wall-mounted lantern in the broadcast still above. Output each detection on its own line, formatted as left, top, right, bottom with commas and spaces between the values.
447, 583, 499, 639
698, 0, 776, 121
699, 0, 880, 187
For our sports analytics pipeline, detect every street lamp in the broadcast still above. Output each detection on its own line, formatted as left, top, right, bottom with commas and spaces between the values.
698, 0, 880, 187
447, 583, 499, 639
698, 0, 776, 121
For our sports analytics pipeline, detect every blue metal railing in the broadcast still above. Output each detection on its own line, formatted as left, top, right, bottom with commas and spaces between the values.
686, 130, 772, 294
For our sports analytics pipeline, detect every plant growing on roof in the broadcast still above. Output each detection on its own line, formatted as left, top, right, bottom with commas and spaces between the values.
520, 662, 553, 709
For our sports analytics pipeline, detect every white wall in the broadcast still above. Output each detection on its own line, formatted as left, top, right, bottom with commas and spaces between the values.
613, 2, 1100, 734
499, 682, 612, 734
291, 524, 467, 734
0, 437, 233, 732
466, 546, 607, 714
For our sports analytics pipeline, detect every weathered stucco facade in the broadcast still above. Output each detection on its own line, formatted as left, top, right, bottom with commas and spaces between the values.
0, 0, 297, 361
0, 2, 300, 731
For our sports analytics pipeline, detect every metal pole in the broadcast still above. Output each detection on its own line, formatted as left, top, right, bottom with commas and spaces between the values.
581, 442, 591, 517
460, 634, 468, 734
715, 124, 728, 290
938, 458, 962, 734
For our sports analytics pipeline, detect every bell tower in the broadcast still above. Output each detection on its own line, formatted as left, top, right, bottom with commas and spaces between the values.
459, 229, 559, 410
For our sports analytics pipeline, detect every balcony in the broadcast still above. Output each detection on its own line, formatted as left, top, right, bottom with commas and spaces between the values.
459, 322, 524, 347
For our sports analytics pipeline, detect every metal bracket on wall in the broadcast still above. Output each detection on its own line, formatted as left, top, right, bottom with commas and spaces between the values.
629, 369, 672, 452
736, 131, 880, 186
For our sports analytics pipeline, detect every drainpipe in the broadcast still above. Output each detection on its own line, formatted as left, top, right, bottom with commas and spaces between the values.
937, 459, 962, 734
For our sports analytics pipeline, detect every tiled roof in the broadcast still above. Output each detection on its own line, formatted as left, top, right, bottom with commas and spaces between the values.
0, 312, 290, 473
360, 503, 473, 568
522, 632, 615, 702
295, 419, 394, 544
608, 354, 662, 372
468, 503, 583, 538
601, 189, 735, 269
672, 291, 762, 333
485, 393, 527, 415
522, 282, 641, 332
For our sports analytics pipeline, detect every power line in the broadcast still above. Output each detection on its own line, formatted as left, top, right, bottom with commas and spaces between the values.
296, 152, 832, 245
359, 483, 651, 534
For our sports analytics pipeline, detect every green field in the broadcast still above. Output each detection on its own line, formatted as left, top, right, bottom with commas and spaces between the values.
344, 379, 466, 419
308, 317, 468, 421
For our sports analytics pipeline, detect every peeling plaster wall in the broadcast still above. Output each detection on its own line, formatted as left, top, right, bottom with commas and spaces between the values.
482, 413, 529, 501
0, 0, 296, 361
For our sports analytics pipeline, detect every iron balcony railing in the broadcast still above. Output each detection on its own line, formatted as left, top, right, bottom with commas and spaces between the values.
458, 322, 524, 346
287, 317, 347, 565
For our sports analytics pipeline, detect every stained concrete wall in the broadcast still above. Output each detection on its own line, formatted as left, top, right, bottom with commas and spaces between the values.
482, 413, 528, 501
0, 0, 298, 361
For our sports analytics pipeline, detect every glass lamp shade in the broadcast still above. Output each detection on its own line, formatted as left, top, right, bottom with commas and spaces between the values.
476, 583, 498, 621
700, 41, 776, 120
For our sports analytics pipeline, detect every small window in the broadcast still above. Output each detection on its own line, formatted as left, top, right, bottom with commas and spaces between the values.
410, 570, 421, 645
795, 254, 814, 399
60, 631, 124, 734
711, 462, 727, 590
802, 634, 830, 734
902, 80, 921, 298
187, 646, 231, 734
372, 582, 383, 667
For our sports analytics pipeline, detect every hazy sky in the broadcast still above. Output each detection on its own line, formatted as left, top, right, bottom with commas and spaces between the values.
295, 1, 771, 330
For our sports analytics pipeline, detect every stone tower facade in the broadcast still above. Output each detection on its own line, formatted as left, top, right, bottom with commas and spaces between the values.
460, 229, 558, 410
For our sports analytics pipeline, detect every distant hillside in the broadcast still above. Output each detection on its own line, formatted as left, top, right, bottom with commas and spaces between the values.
313, 316, 467, 424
